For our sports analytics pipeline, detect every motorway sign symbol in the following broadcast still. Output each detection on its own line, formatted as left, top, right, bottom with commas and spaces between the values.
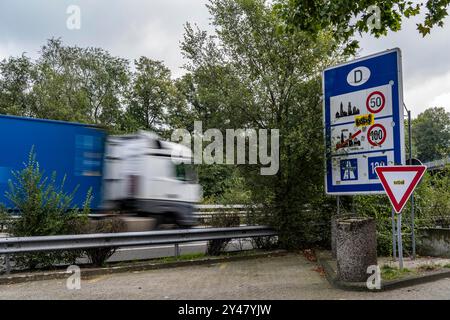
323, 48, 405, 195
375, 165, 427, 213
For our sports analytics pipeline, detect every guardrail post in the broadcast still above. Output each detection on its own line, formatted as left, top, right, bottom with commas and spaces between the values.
174, 243, 180, 258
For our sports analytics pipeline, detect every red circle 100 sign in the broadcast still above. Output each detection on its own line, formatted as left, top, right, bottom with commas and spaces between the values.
366, 91, 385, 113
368, 124, 387, 147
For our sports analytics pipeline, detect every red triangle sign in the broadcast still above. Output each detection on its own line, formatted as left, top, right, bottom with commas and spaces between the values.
375, 165, 427, 213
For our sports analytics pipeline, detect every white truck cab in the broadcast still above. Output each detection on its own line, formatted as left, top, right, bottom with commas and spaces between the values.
101, 131, 202, 227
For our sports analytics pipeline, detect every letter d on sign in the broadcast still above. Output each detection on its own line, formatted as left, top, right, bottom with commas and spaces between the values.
366, 265, 381, 290
347, 66, 371, 86
354, 70, 362, 84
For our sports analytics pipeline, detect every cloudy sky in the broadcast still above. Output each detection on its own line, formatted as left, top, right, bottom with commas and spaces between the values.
0, 0, 449, 117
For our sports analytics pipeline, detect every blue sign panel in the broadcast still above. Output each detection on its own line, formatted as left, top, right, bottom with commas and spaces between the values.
367, 156, 388, 180
323, 48, 405, 195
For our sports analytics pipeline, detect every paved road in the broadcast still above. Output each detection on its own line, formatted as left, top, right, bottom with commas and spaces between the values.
108, 239, 253, 262
1, 253, 450, 299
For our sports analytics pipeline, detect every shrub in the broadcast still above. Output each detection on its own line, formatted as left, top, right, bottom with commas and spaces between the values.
207, 210, 240, 256
5, 149, 90, 270
81, 217, 125, 267
0, 205, 10, 232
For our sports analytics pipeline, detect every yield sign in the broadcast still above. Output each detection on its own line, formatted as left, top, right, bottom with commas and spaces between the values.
375, 165, 427, 213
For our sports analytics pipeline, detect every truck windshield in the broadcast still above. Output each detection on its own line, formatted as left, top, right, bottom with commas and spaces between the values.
175, 163, 197, 182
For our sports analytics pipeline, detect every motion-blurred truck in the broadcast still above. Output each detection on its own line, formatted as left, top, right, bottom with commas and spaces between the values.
0, 115, 202, 228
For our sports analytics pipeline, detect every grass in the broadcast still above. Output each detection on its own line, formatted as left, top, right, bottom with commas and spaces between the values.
381, 265, 414, 280
145, 249, 262, 264
417, 263, 440, 272
156, 252, 206, 263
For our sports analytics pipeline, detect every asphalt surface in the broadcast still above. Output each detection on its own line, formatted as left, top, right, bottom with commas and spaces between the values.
1, 253, 450, 299
108, 239, 253, 262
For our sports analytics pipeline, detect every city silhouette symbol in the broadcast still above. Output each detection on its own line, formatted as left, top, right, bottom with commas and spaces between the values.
335, 102, 360, 119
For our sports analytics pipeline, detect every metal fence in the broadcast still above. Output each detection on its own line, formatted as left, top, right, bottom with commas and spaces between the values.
0, 225, 277, 274
193, 204, 264, 226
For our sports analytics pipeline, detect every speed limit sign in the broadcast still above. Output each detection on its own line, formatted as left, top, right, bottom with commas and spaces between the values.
367, 124, 387, 146
366, 91, 385, 113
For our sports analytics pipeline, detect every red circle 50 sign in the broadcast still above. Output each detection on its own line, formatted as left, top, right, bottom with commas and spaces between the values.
366, 91, 385, 113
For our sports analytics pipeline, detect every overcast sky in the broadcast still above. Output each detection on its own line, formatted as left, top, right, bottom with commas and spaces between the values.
0, 0, 449, 117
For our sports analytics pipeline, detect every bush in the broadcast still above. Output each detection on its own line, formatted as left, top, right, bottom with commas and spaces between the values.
353, 195, 393, 256
416, 168, 450, 226
207, 211, 240, 256
5, 149, 90, 270
81, 217, 125, 267
0, 206, 10, 232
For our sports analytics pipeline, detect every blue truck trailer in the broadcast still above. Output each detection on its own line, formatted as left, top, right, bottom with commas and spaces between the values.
0, 114, 105, 209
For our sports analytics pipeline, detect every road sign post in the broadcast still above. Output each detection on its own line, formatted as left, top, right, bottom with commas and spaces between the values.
375, 165, 427, 269
397, 213, 404, 269
407, 109, 416, 259
323, 48, 405, 195
391, 208, 397, 260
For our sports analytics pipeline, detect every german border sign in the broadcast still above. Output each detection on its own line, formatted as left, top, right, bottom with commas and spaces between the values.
323, 48, 405, 195
375, 165, 427, 213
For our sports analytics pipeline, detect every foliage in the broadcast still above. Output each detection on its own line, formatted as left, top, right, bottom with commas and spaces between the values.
412, 107, 450, 163
416, 166, 450, 227
207, 210, 240, 256
180, 0, 346, 249
275, 0, 449, 54
0, 55, 34, 117
32, 39, 130, 130
5, 149, 90, 269
124, 57, 176, 134
353, 195, 394, 256
81, 217, 126, 267
0, 205, 10, 232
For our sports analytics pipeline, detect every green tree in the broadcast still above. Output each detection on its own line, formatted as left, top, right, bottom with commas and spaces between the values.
180, 0, 346, 247
275, 0, 449, 53
0, 55, 34, 116
124, 57, 174, 133
412, 107, 450, 162
31, 39, 129, 130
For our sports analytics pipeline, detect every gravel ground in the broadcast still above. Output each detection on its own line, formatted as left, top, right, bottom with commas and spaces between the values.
1, 253, 450, 300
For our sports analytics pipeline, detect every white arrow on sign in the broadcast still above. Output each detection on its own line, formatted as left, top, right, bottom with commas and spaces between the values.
375, 165, 427, 213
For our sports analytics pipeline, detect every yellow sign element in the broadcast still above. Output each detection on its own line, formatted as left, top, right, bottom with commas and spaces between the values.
355, 114, 374, 127
393, 180, 405, 185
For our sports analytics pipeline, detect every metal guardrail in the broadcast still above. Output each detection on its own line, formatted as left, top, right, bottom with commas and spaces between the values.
193, 204, 264, 226
0, 226, 276, 255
